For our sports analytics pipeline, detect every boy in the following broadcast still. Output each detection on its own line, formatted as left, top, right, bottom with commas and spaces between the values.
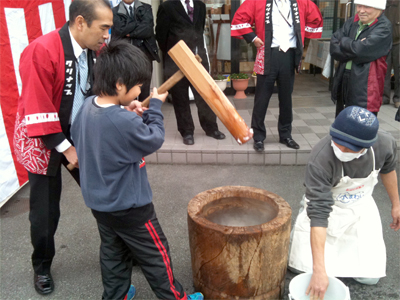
71, 40, 203, 300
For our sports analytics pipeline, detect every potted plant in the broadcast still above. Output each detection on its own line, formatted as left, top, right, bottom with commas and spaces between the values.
230, 73, 250, 99
213, 74, 228, 92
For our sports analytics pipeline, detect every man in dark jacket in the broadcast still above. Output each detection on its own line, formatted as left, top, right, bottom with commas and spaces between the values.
383, 0, 400, 108
112, 0, 160, 101
330, 0, 392, 117
156, 0, 225, 145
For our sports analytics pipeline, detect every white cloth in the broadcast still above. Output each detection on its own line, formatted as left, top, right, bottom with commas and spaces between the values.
94, 96, 116, 108
354, 0, 386, 10
272, 0, 296, 51
289, 148, 386, 278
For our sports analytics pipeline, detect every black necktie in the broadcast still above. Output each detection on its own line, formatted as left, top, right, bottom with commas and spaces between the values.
129, 6, 134, 19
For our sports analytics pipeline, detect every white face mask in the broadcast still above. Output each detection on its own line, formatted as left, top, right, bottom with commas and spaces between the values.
331, 141, 368, 162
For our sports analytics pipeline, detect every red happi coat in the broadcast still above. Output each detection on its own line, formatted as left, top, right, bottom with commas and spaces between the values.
231, 0, 323, 75
14, 23, 95, 175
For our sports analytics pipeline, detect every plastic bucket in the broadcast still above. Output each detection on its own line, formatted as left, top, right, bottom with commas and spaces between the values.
288, 273, 350, 300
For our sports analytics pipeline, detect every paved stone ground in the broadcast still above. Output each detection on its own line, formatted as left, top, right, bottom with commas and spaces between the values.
147, 74, 400, 165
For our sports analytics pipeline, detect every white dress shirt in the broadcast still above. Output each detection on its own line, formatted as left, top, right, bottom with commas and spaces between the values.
123, 2, 135, 15
271, 0, 296, 51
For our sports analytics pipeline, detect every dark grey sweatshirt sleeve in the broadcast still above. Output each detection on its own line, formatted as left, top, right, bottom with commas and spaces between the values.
305, 162, 335, 228
304, 137, 337, 228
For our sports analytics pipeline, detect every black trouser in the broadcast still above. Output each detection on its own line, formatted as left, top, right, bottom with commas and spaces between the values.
251, 48, 295, 142
95, 208, 186, 300
169, 77, 218, 137
28, 160, 79, 275
138, 56, 153, 102
335, 69, 351, 117
383, 43, 400, 103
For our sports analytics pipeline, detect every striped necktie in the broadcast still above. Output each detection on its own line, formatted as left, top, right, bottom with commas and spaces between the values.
185, 0, 194, 22
71, 51, 88, 123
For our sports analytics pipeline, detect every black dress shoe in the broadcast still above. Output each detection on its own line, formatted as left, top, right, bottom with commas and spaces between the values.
183, 134, 194, 145
206, 130, 226, 140
279, 138, 300, 149
253, 140, 264, 152
34, 273, 54, 295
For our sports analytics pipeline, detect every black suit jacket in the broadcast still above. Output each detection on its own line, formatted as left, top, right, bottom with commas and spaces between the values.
112, 0, 160, 62
155, 0, 209, 77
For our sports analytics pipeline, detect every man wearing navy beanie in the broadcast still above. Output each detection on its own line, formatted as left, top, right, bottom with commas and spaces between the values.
289, 106, 400, 299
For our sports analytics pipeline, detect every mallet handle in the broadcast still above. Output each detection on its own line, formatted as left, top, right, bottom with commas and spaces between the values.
142, 55, 202, 108
141, 71, 184, 108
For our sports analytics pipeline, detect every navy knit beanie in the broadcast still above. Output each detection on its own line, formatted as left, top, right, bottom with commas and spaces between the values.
330, 106, 379, 151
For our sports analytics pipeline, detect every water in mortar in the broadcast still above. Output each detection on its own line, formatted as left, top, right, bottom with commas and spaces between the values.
203, 197, 278, 227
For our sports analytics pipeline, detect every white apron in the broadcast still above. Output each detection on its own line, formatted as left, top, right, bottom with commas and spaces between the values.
288, 148, 386, 278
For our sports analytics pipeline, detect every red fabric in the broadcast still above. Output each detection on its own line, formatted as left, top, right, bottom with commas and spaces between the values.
354, 12, 385, 112
231, 0, 323, 74
17, 30, 65, 137
231, 0, 323, 44
145, 220, 187, 300
13, 29, 66, 175
367, 56, 388, 112
0, 0, 66, 185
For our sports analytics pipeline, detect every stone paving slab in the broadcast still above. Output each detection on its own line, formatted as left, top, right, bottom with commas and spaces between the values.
154, 74, 399, 165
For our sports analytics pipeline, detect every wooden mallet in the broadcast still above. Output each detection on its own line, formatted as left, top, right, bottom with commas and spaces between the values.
67, 42, 253, 170
167, 40, 253, 145
141, 54, 202, 108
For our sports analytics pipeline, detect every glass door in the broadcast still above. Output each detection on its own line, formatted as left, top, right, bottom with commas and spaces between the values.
205, 0, 257, 92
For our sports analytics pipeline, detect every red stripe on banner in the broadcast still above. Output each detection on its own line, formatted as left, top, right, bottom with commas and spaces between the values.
26, 4, 43, 43
52, 1, 67, 28
0, 0, 67, 189
145, 220, 186, 300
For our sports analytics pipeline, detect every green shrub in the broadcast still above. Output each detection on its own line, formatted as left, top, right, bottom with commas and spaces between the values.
231, 73, 249, 80
213, 74, 226, 80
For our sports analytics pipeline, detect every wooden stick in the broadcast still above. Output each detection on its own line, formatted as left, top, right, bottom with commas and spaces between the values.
141, 55, 202, 108
141, 71, 184, 108
168, 41, 253, 145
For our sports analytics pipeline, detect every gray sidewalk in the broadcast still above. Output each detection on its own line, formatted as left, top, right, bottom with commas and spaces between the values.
147, 73, 400, 165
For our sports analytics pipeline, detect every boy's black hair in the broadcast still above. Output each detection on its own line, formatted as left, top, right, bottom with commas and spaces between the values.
69, 0, 111, 27
93, 40, 151, 97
